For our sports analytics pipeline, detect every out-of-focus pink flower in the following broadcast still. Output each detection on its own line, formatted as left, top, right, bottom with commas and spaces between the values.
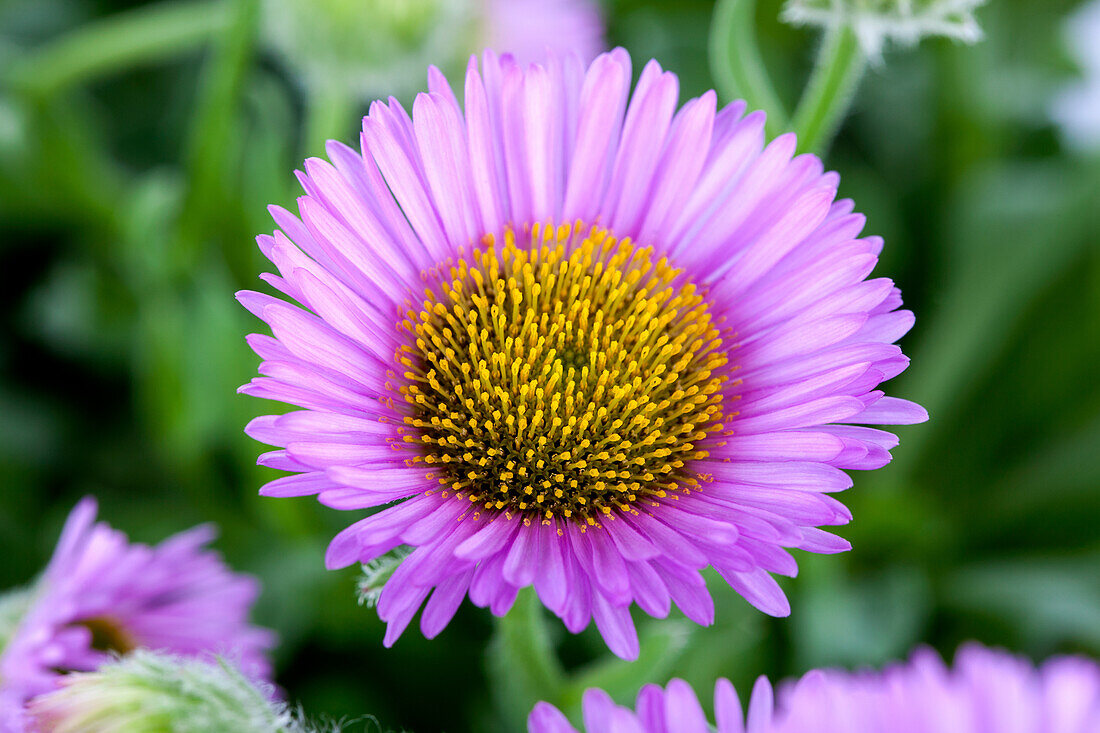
529, 644, 1100, 732
0, 498, 273, 732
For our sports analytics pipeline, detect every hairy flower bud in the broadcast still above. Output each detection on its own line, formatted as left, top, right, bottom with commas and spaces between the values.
356, 548, 412, 610
26, 651, 307, 733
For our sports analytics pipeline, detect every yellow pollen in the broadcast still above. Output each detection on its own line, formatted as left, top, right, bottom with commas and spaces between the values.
396, 222, 729, 524
76, 616, 137, 654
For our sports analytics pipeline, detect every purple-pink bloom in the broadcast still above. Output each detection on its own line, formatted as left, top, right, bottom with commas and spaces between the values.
240, 48, 926, 660
528, 644, 1100, 732
0, 498, 273, 731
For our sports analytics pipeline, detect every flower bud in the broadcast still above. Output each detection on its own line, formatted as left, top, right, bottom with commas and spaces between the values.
26, 651, 307, 733
356, 547, 412, 609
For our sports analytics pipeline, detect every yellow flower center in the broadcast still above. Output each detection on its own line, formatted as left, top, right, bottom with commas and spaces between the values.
78, 615, 137, 655
397, 222, 729, 524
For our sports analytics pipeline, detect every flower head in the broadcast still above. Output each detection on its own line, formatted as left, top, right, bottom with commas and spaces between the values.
781, 0, 986, 60
26, 651, 300, 733
528, 644, 1100, 732
0, 498, 273, 728
240, 48, 926, 659
262, 0, 603, 99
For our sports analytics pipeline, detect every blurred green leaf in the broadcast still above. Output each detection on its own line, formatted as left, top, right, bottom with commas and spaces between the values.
179, 0, 260, 279
4, 1, 229, 97
0, 94, 126, 231
240, 71, 297, 229
998, 413, 1100, 509
303, 81, 357, 158
790, 557, 932, 670
896, 160, 1100, 475
944, 553, 1100, 651
21, 256, 130, 365
133, 260, 255, 465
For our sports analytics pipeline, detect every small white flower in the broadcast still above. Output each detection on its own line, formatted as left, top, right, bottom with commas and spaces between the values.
782, 0, 986, 60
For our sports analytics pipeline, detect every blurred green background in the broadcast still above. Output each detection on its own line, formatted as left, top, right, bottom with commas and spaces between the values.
1, 0, 1098, 730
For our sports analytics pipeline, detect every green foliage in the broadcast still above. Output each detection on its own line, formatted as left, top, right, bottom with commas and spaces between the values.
1, 0, 1097, 730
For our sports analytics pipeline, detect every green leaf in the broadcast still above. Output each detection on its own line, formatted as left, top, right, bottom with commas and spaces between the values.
4, 0, 230, 97
668, 576, 766, 707
993, 414, 1100, 518
0, 95, 127, 233
894, 160, 1100, 476
790, 557, 931, 669
178, 0, 260, 278
240, 71, 298, 230
943, 553, 1100, 651
303, 81, 359, 158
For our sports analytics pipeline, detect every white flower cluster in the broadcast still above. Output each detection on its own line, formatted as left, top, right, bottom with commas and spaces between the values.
781, 0, 985, 60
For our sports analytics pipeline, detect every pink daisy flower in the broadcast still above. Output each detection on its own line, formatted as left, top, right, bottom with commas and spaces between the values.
0, 498, 273, 731
239, 48, 926, 660
528, 644, 1100, 732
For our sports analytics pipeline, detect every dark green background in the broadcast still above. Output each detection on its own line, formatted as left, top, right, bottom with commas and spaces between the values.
1, 0, 1098, 730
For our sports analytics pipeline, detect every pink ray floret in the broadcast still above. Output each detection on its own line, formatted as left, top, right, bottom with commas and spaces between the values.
529, 644, 1100, 732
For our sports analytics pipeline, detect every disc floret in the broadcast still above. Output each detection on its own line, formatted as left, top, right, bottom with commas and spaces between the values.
398, 222, 729, 525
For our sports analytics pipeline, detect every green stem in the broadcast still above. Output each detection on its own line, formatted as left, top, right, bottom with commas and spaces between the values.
488, 588, 566, 729
5, 0, 230, 97
26, 95, 129, 236
790, 25, 866, 155
708, 0, 789, 137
